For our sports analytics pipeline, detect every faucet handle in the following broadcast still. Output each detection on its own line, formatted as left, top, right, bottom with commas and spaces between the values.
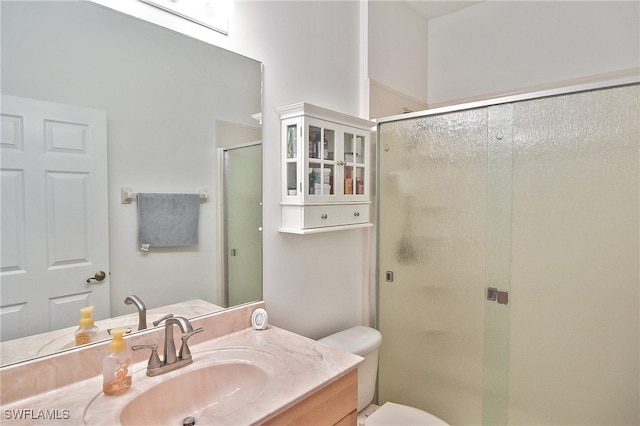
179, 327, 203, 361
152, 314, 173, 327
132, 344, 162, 374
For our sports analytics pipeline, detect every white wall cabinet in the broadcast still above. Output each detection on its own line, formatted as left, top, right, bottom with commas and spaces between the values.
277, 103, 374, 234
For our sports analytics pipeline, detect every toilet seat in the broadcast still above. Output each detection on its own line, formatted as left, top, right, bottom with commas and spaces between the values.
365, 402, 449, 426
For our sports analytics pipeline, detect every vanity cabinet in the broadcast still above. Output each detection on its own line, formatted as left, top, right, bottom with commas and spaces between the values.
278, 103, 374, 234
263, 369, 358, 425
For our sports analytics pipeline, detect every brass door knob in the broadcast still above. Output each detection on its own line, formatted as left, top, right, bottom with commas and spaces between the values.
86, 271, 107, 283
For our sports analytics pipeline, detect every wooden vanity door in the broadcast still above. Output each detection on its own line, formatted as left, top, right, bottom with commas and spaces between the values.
263, 369, 358, 425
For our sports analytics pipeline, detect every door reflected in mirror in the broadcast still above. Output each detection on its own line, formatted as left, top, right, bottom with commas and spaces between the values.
0, 0, 262, 367
223, 143, 263, 306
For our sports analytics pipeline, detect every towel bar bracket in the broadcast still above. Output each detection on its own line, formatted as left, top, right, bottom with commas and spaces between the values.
121, 186, 134, 204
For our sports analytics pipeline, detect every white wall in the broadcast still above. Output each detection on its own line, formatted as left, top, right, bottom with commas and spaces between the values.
368, 1, 429, 103
92, 0, 367, 339
428, 1, 640, 106
236, 1, 367, 339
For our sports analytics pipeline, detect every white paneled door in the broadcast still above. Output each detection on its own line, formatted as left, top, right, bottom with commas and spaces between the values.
1, 95, 110, 341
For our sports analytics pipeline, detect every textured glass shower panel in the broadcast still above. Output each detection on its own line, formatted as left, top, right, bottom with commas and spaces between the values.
507, 85, 639, 425
482, 104, 515, 426
378, 109, 488, 425
378, 82, 639, 426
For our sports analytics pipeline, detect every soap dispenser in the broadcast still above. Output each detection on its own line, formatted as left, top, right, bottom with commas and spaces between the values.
102, 328, 132, 396
75, 305, 98, 346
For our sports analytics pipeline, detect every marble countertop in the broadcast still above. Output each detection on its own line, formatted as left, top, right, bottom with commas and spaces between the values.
0, 299, 223, 366
1, 325, 362, 425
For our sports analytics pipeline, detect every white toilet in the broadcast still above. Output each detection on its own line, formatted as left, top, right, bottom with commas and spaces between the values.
319, 326, 449, 426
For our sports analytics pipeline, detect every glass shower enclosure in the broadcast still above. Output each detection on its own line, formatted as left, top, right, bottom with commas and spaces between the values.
377, 79, 639, 425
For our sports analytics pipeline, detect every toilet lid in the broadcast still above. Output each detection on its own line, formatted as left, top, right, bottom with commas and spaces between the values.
365, 402, 449, 426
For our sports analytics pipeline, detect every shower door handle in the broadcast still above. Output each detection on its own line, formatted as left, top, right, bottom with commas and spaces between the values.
487, 287, 509, 305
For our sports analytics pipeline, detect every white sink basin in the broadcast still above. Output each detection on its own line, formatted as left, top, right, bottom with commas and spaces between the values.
120, 361, 267, 425
84, 347, 289, 425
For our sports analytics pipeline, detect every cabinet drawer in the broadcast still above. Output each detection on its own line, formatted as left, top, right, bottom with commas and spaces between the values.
304, 204, 369, 229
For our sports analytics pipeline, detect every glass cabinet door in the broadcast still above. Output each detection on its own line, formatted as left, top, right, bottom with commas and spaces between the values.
343, 130, 367, 198
283, 120, 299, 199
305, 118, 337, 201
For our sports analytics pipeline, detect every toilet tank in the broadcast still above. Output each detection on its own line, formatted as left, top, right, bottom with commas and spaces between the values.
318, 326, 382, 412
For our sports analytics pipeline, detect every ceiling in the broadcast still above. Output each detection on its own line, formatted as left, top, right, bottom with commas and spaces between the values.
403, 1, 485, 20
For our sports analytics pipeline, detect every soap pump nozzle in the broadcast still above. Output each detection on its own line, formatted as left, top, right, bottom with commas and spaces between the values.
108, 327, 129, 353
79, 305, 94, 327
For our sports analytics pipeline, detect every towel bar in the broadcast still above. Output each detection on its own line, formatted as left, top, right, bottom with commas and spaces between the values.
121, 187, 208, 204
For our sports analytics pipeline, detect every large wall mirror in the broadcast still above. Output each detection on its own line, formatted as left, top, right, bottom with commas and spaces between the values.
0, 1, 262, 366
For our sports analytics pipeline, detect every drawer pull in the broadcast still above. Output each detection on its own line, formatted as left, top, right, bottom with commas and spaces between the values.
354, 211, 360, 217
321, 214, 328, 219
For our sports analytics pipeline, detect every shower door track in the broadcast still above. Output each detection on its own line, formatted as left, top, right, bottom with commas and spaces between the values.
376, 75, 640, 125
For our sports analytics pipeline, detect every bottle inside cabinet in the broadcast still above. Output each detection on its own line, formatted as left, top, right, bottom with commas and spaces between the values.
309, 125, 335, 161
309, 166, 334, 196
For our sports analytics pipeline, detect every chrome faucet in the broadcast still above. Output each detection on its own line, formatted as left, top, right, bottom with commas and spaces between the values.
133, 316, 203, 376
163, 316, 193, 364
124, 295, 147, 330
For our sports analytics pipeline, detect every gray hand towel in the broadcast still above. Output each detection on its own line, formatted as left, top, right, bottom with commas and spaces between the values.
137, 193, 200, 248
